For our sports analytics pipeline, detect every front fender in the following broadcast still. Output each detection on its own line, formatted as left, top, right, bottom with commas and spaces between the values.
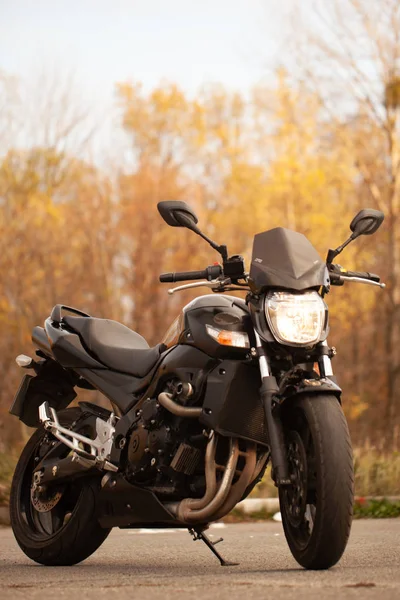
278, 370, 342, 404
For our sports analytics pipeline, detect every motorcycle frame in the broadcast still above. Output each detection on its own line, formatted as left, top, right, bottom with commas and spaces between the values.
10, 289, 342, 529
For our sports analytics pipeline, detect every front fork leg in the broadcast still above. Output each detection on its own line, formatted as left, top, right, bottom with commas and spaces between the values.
254, 331, 291, 486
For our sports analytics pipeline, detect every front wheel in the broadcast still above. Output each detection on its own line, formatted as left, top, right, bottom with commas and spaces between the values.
279, 395, 354, 570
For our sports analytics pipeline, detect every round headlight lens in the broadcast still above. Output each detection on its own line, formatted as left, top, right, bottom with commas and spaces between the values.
265, 291, 326, 347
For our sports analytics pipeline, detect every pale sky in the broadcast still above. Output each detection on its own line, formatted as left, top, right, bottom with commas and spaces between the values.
0, 0, 300, 159
0, 0, 292, 95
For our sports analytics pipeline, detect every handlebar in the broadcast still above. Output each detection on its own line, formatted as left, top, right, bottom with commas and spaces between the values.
329, 265, 383, 288
160, 265, 223, 283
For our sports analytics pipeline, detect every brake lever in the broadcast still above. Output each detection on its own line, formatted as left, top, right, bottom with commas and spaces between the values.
340, 276, 386, 289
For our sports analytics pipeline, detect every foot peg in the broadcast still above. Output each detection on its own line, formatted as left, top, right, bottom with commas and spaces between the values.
38, 401, 118, 472
189, 527, 239, 567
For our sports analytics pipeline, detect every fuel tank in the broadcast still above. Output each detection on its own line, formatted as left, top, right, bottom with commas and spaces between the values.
162, 294, 253, 359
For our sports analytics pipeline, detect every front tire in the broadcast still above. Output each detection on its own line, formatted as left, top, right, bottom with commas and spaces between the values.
10, 407, 111, 565
279, 395, 354, 570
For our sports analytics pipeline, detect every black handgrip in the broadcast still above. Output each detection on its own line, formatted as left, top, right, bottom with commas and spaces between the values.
159, 273, 176, 283
159, 270, 207, 283
160, 265, 222, 283
345, 270, 380, 282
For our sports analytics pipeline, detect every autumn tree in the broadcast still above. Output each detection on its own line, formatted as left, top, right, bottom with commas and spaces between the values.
0, 61, 396, 451
0, 73, 117, 448
285, 0, 400, 441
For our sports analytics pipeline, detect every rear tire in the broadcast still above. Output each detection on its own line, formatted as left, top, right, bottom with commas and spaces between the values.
10, 407, 111, 565
279, 395, 354, 570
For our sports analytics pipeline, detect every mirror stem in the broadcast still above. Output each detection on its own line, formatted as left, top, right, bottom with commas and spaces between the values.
218, 245, 228, 262
326, 235, 355, 265
196, 230, 228, 261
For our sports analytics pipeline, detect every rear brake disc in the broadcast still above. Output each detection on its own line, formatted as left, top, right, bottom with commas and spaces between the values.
30, 484, 64, 513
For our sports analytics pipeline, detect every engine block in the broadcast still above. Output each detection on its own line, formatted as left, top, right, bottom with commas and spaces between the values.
125, 391, 204, 493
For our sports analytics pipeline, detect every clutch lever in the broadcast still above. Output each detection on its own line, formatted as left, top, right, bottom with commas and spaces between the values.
168, 279, 229, 295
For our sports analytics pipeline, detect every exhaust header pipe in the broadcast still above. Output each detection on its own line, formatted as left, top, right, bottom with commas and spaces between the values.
157, 391, 202, 418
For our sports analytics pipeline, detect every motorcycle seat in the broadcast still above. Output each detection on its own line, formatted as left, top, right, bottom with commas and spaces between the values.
63, 316, 166, 377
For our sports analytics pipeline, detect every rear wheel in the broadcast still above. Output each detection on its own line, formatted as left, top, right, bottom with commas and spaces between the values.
279, 395, 354, 570
10, 407, 111, 565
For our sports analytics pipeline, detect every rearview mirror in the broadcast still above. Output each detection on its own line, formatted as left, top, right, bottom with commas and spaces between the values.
157, 201, 199, 232
157, 200, 228, 260
350, 208, 384, 238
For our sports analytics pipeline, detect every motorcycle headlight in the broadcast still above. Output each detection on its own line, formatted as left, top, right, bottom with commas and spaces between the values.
265, 291, 326, 347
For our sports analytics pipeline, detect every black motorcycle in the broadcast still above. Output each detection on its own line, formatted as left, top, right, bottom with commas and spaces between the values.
9, 201, 384, 569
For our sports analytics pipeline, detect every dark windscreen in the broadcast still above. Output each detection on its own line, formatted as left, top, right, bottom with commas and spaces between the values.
249, 227, 329, 291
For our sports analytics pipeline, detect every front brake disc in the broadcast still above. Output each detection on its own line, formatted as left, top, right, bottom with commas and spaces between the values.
283, 430, 308, 527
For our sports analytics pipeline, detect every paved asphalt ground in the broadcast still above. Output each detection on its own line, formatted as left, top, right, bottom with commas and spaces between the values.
1, 520, 399, 600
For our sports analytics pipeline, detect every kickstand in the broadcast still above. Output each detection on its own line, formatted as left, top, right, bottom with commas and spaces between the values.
189, 527, 239, 567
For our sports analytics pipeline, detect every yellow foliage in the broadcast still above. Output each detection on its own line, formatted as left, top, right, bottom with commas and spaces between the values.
0, 73, 392, 448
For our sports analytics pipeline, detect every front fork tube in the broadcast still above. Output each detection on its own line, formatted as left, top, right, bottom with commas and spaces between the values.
254, 332, 291, 486
318, 340, 334, 377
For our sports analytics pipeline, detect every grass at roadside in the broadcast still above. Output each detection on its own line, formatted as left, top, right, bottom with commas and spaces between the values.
353, 498, 400, 519
252, 446, 400, 499
353, 446, 400, 496
224, 498, 400, 522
